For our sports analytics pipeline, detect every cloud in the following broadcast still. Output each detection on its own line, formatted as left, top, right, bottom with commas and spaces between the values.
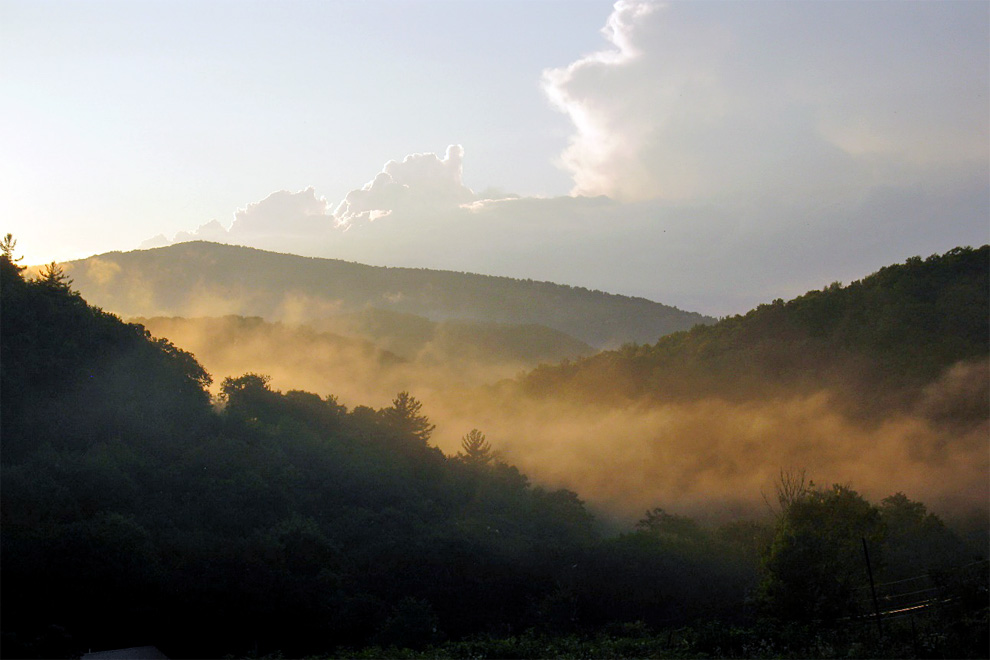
173, 219, 232, 244
542, 0, 990, 202
334, 145, 476, 227
141, 120, 986, 318
143, 188, 335, 253
230, 187, 333, 238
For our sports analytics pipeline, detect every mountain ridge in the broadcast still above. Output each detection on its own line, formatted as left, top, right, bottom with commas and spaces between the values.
520, 245, 989, 414
59, 241, 714, 348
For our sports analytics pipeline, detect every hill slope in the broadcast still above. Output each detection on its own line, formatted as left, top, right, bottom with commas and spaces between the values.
60, 241, 713, 348
2, 238, 600, 657
133, 314, 594, 403
522, 246, 989, 412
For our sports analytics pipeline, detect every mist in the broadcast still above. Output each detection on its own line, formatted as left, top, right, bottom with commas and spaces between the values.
134, 310, 988, 526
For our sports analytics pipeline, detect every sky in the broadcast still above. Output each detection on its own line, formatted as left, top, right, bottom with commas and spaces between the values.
2, 0, 988, 316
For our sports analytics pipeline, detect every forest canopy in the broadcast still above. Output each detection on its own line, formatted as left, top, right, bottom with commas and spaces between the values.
1, 238, 986, 658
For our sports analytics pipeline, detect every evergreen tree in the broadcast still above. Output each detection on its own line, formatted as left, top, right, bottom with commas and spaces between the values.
0, 232, 25, 283
37, 261, 75, 293
380, 391, 435, 444
459, 428, 493, 465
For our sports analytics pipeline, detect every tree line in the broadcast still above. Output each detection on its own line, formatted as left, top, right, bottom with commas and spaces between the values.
522, 245, 990, 416
1, 235, 985, 658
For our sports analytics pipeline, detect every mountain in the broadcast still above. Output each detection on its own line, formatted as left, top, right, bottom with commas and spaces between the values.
304, 308, 595, 366
0, 259, 212, 462
521, 246, 989, 414
133, 313, 594, 401
59, 241, 714, 348
1, 244, 599, 658
4, 243, 985, 659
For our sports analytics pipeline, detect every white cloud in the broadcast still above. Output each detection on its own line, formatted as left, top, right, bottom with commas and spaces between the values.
543, 0, 990, 202
230, 187, 333, 238
142, 187, 336, 253
333, 145, 476, 227
140, 115, 986, 319
173, 219, 231, 244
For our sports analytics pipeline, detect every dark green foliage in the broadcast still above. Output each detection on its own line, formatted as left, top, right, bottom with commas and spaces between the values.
522, 246, 989, 414
759, 484, 885, 621
1, 252, 212, 462
2, 240, 985, 658
570, 509, 762, 630
1, 257, 600, 656
757, 483, 977, 626
879, 493, 969, 580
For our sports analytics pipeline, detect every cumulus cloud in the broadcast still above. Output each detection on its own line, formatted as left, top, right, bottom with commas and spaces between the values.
334, 145, 476, 227
140, 220, 231, 249
230, 187, 333, 238
140, 118, 986, 317
543, 0, 990, 202
142, 188, 335, 253
173, 219, 232, 244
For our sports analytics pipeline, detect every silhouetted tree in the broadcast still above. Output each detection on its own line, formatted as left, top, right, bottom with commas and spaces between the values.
220, 373, 278, 422
880, 492, 966, 579
1, 233, 25, 284
1, 233, 22, 266
37, 261, 74, 293
459, 428, 493, 465
759, 483, 884, 621
380, 391, 435, 444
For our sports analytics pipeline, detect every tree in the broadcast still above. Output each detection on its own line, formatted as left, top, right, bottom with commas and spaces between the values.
636, 507, 704, 542
37, 261, 75, 293
759, 483, 884, 621
762, 468, 808, 520
380, 391, 435, 444
459, 428, 493, 465
880, 492, 966, 579
220, 373, 278, 422
1, 233, 25, 283
1, 233, 22, 265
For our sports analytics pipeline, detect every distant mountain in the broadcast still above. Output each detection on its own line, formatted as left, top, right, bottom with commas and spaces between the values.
521, 246, 989, 415
61, 241, 714, 348
133, 313, 594, 400
305, 308, 595, 365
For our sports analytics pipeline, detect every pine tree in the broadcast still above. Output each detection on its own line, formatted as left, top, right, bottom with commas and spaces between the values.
459, 428, 493, 465
380, 391, 435, 444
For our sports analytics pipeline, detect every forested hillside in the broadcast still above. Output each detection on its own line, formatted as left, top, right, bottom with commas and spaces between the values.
2, 239, 986, 658
2, 241, 598, 657
132, 313, 593, 401
58, 241, 713, 348
523, 246, 989, 414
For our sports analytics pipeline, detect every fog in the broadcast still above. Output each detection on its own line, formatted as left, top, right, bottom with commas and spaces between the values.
135, 313, 988, 526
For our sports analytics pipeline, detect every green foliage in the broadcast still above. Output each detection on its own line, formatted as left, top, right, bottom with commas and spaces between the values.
636, 507, 705, 543
759, 484, 884, 621
1, 247, 212, 461
880, 492, 968, 580
1, 261, 605, 655
2, 238, 984, 658
522, 246, 990, 413
219, 372, 278, 421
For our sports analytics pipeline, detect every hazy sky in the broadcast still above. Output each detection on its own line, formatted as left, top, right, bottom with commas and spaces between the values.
3, 0, 988, 315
